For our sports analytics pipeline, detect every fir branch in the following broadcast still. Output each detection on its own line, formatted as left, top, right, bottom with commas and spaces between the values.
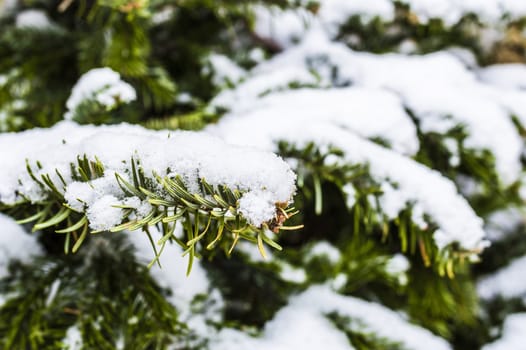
4, 155, 297, 272
0, 236, 188, 350
277, 141, 480, 274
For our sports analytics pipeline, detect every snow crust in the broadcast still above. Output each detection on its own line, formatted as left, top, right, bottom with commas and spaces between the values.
482, 313, 526, 350
0, 122, 296, 229
65, 68, 136, 120
211, 285, 451, 350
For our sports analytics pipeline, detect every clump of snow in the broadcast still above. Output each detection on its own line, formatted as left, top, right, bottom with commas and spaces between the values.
478, 256, 526, 300
385, 254, 410, 276
482, 313, 526, 350
65, 68, 136, 120
15, 9, 53, 29
211, 285, 451, 350
342, 184, 357, 209
62, 325, 83, 350
0, 213, 42, 279
238, 191, 277, 227
0, 121, 296, 230
306, 241, 341, 264
279, 263, 307, 284
386, 254, 410, 285
86, 195, 124, 231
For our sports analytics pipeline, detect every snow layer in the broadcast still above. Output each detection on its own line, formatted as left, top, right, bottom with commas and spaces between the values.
0, 213, 42, 279
246, 28, 525, 185
251, 0, 526, 49
214, 87, 419, 155
0, 122, 296, 229
65, 68, 136, 120
482, 313, 526, 350
211, 285, 451, 350
478, 256, 526, 300
212, 118, 486, 252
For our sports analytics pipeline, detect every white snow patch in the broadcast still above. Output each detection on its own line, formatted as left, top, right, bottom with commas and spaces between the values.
213, 87, 419, 156
15, 9, 52, 29
211, 285, 451, 350
478, 64, 526, 90
205, 54, 246, 86
249, 28, 523, 184
0, 122, 296, 229
306, 241, 341, 264
482, 313, 526, 350
485, 208, 524, 241
0, 213, 42, 279
478, 255, 526, 300
62, 325, 83, 350
252, 5, 314, 49
65, 68, 136, 120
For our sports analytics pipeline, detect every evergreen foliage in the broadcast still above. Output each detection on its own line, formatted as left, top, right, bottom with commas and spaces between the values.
1, 0, 526, 349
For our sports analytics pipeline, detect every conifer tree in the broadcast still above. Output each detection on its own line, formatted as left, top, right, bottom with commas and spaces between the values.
1, 1, 526, 349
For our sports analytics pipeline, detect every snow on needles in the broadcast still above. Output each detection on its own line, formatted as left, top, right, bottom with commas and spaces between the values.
211, 285, 451, 350
244, 29, 525, 185
213, 119, 486, 252
0, 121, 296, 230
252, 0, 526, 50
209, 32, 490, 252
65, 68, 136, 120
